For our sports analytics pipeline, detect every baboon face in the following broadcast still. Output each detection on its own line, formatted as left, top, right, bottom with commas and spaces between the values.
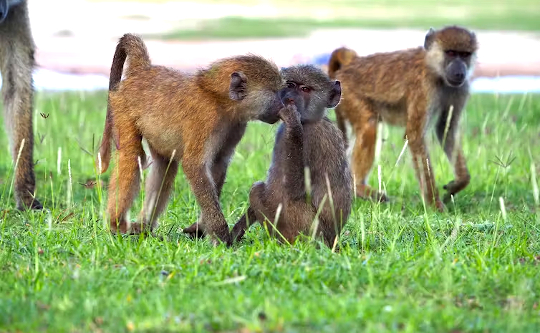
279, 66, 342, 122
228, 71, 283, 124
424, 26, 478, 88
442, 50, 472, 87
257, 90, 285, 124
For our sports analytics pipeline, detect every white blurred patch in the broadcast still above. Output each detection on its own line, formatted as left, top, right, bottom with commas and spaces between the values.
0, 69, 109, 92
471, 76, 540, 93
1, 70, 539, 94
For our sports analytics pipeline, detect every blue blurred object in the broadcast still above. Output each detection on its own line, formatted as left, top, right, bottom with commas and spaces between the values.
312, 53, 331, 66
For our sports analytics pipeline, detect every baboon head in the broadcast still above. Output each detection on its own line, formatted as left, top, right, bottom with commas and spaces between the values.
424, 25, 478, 88
225, 55, 285, 124
278, 65, 342, 123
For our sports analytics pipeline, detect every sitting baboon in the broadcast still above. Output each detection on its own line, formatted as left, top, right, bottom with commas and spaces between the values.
231, 65, 353, 247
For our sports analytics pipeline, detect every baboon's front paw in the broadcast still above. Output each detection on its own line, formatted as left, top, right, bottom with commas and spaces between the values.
231, 223, 246, 243
435, 199, 447, 212
212, 232, 233, 247
183, 222, 207, 239
356, 184, 389, 203
374, 191, 390, 203
129, 223, 156, 237
443, 179, 468, 203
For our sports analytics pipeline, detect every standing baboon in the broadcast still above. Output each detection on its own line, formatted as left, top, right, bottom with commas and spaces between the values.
230, 65, 352, 247
0, 0, 42, 210
328, 26, 477, 211
98, 34, 284, 245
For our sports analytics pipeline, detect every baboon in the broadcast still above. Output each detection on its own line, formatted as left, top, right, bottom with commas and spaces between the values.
229, 65, 353, 247
0, 0, 42, 209
98, 33, 284, 245
328, 25, 477, 211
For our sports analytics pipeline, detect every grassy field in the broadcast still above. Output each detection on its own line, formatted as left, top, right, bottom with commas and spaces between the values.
1, 90, 540, 332
98, 0, 540, 40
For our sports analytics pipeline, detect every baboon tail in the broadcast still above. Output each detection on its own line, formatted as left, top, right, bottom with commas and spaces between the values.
327, 47, 357, 79
98, 34, 151, 174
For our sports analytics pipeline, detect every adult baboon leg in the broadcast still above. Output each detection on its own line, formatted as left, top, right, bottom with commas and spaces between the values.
0, 2, 41, 210
351, 101, 386, 202
212, 124, 247, 198
334, 105, 349, 147
436, 104, 470, 202
183, 123, 247, 238
135, 151, 179, 233
106, 122, 145, 234
182, 157, 232, 245
407, 110, 444, 212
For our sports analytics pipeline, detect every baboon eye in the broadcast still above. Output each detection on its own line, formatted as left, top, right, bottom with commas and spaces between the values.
460, 52, 472, 58
445, 50, 457, 57
300, 86, 311, 93
286, 82, 296, 89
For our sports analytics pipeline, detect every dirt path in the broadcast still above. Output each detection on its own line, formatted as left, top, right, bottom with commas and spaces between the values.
29, 0, 540, 77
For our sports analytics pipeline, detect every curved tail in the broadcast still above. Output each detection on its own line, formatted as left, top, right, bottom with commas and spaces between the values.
98, 34, 151, 173
327, 47, 357, 79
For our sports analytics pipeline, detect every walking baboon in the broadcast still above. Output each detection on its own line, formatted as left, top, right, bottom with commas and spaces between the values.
0, 0, 42, 209
328, 25, 477, 211
98, 33, 284, 245
230, 65, 352, 247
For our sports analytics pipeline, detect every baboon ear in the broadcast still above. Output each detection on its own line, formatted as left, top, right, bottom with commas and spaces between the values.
424, 27, 436, 49
327, 81, 342, 108
229, 71, 248, 101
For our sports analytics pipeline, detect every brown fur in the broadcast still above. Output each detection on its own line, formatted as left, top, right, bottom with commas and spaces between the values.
328, 26, 478, 211
231, 65, 352, 247
98, 33, 284, 245
0, 0, 42, 210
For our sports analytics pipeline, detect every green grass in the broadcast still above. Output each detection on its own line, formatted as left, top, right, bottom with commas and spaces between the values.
1, 91, 540, 332
133, 0, 540, 40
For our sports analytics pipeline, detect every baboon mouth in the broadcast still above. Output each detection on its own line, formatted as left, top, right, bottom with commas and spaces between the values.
447, 78, 465, 87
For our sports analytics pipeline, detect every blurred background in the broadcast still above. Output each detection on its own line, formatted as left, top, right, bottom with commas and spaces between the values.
25, 0, 540, 92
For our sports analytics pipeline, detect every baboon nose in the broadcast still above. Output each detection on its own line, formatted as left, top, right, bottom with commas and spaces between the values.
284, 97, 295, 105
454, 72, 465, 81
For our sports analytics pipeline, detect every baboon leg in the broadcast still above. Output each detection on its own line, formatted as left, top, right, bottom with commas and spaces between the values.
436, 105, 470, 202
212, 124, 247, 198
350, 102, 387, 202
231, 206, 257, 243
407, 131, 444, 212
107, 122, 145, 234
182, 157, 232, 245
249, 181, 275, 225
183, 124, 247, 238
249, 181, 294, 241
442, 149, 469, 202
334, 105, 348, 147
135, 150, 179, 234
184, 124, 243, 237
0, 9, 41, 210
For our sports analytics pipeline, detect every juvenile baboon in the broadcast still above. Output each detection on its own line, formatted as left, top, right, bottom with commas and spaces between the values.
230, 65, 353, 247
98, 34, 284, 245
0, 0, 42, 209
328, 26, 477, 211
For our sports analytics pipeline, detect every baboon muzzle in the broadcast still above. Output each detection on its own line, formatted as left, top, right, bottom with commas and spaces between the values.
446, 60, 467, 87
